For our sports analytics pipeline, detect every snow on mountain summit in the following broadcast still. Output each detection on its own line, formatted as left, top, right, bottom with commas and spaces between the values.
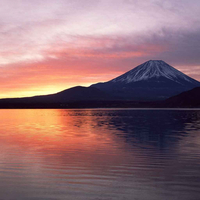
91, 60, 200, 101
110, 60, 193, 84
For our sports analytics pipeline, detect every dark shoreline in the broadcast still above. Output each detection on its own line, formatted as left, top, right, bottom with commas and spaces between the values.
0, 100, 199, 109
0, 87, 199, 109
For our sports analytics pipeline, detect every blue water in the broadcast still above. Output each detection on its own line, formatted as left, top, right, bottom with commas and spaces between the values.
0, 109, 199, 200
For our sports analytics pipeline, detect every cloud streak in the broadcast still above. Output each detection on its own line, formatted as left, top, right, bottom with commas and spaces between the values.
0, 0, 200, 97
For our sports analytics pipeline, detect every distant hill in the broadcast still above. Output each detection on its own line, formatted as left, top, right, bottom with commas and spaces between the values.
91, 60, 200, 101
163, 87, 200, 108
0, 86, 111, 108
47, 86, 111, 102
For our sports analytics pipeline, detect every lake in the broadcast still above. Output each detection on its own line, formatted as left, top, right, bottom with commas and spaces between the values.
0, 109, 199, 200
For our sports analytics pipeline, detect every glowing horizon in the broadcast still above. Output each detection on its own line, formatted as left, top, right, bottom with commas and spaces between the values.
0, 0, 200, 98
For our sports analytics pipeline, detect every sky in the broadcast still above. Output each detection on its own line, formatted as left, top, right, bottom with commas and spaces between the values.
0, 0, 200, 98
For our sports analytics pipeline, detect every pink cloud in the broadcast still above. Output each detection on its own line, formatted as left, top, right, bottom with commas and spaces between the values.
0, 0, 200, 98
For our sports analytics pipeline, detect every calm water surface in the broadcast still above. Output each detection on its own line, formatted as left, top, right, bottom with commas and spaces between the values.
0, 109, 200, 200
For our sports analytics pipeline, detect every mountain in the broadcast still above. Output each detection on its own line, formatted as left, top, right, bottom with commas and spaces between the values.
91, 60, 200, 101
0, 86, 111, 108
163, 87, 200, 108
46, 86, 111, 102
0, 60, 199, 108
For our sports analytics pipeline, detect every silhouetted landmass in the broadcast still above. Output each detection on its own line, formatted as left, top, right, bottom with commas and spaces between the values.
0, 87, 199, 108
0, 60, 200, 108
0, 86, 113, 108
163, 87, 200, 108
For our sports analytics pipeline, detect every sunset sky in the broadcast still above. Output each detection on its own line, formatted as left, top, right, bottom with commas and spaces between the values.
0, 0, 200, 98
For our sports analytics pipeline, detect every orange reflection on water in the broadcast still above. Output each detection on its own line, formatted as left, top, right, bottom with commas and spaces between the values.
0, 109, 130, 170
0, 109, 200, 200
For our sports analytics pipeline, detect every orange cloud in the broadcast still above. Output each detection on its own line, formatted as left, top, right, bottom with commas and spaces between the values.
0, 57, 121, 98
2, 35, 198, 99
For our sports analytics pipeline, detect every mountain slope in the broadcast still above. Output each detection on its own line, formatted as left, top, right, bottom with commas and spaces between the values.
0, 86, 111, 108
163, 87, 200, 107
48, 86, 111, 102
91, 60, 200, 101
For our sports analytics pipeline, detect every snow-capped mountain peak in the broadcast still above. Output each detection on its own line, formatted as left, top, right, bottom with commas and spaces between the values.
110, 60, 193, 84
91, 60, 200, 101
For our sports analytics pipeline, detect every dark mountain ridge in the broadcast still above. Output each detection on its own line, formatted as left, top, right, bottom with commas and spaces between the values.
0, 86, 111, 108
163, 87, 200, 108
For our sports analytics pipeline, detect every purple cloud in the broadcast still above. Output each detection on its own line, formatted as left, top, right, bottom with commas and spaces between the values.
0, 0, 200, 97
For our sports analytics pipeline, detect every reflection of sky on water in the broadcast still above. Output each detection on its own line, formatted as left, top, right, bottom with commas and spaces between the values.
0, 109, 199, 200
59, 109, 200, 151
0, 109, 199, 162
99, 109, 200, 150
